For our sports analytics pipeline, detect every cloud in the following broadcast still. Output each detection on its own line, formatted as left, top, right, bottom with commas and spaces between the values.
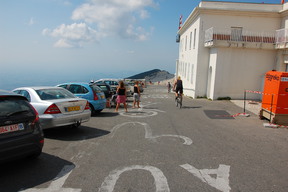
42, 23, 99, 48
71, 0, 156, 40
43, 0, 156, 48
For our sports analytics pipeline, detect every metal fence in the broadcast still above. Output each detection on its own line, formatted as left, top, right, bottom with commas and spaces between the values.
276, 28, 288, 44
205, 27, 276, 44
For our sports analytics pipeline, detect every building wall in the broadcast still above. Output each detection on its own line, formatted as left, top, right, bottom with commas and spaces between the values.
176, 2, 288, 100
211, 48, 276, 100
201, 12, 280, 32
178, 17, 201, 98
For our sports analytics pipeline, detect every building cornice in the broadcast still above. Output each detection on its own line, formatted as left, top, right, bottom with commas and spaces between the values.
279, 9, 288, 17
178, 7, 280, 35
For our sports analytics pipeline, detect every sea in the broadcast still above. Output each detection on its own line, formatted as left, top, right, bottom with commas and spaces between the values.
0, 70, 136, 91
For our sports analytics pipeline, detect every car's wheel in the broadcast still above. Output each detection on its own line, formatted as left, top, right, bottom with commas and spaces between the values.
28, 150, 42, 159
89, 104, 95, 115
95, 109, 103, 114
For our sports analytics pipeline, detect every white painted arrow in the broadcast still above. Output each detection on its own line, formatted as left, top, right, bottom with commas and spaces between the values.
180, 164, 231, 192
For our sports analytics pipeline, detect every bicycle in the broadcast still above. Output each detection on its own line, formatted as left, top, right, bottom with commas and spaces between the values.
175, 92, 182, 109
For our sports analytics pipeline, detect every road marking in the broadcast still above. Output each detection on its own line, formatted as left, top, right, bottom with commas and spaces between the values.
119, 102, 166, 118
21, 165, 81, 192
180, 164, 231, 192
119, 109, 158, 118
142, 94, 170, 99
98, 165, 170, 192
111, 122, 193, 145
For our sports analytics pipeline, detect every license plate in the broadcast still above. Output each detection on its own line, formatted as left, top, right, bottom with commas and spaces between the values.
66, 106, 81, 112
0, 123, 24, 135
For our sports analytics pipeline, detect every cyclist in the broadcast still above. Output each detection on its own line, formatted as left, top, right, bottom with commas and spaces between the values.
173, 76, 183, 99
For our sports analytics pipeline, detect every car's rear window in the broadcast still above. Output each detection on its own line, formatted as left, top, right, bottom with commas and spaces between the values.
0, 97, 34, 118
90, 85, 103, 93
98, 85, 109, 91
36, 89, 76, 100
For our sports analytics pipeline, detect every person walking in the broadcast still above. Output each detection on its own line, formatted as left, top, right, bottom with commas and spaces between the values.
132, 81, 141, 108
115, 80, 128, 112
167, 82, 171, 93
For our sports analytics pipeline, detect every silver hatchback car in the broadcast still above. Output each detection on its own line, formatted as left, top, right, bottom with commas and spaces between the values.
13, 87, 91, 129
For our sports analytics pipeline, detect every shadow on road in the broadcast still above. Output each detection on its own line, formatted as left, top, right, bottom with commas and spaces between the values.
180, 106, 202, 109
204, 110, 235, 119
92, 111, 119, 117
44, 126, 110, 141
0, 153, 74, 192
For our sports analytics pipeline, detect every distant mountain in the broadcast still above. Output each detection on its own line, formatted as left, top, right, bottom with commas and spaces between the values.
126, 69, 174, 82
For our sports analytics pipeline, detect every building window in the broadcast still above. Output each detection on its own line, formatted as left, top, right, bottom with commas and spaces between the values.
193, 29, 196, 49
187, 63, 190, 81
189, 32, 192, 50
286, 64, 288, 72
231, 27, 243, 41
191, 64, 194, 84
185, 35, 187, 51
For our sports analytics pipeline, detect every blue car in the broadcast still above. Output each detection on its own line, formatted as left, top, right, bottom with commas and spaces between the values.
57, 83, 106, 115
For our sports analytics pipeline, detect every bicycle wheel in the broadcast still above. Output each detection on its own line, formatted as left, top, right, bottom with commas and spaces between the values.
179, 96, 182, 109
175, 97, 178, 107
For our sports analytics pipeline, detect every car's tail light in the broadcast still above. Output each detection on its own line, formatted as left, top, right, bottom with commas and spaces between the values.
44, 104, 61, 114
84, 101, 90, 110
93, 91, 99, 100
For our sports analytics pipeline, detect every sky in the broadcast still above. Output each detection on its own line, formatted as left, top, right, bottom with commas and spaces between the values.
0, 0, 282, 90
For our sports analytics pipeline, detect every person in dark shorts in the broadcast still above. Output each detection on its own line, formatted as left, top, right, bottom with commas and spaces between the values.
115, 80, 128, 112
173, 76, 183, 98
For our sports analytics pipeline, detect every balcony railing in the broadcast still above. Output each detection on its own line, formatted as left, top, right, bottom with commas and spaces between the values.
205, 27, 276, 44
276, 28, 288, 44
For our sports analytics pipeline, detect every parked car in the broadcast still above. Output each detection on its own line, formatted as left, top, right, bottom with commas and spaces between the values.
0, 90, 44, 163
124, 82, 133, 97
93, 82, 114, 99
57, 83, 106, 115
13, 87, 91, 129
94, 79, 119, 92
95, 79, 133, 96
127, 82, 144, 93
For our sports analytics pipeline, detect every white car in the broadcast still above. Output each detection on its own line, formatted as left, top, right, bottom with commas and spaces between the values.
13, 87, 91, 129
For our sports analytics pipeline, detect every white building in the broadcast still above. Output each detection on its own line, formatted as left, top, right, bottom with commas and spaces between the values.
176, 1, 288, 100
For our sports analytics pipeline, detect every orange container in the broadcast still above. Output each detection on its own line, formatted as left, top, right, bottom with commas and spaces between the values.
262, 70, 288, 114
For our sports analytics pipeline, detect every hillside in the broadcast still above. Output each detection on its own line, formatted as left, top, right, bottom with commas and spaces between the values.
126, 69, 174, 83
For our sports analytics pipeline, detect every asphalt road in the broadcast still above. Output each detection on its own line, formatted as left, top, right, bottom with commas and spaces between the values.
1, 85, 287, 192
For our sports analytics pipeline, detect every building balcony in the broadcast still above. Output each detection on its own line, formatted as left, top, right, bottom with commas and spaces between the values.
276, 28, 288, 49
204, 27, 275, 49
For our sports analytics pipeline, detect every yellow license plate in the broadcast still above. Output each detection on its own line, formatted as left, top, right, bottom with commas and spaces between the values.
67, 106, 80, 112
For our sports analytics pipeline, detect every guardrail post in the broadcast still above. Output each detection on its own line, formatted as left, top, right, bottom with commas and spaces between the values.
244, 90, 246, 114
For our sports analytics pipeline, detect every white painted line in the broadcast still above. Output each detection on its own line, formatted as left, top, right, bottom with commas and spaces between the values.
20, 165, 81, 192
98, 165, 170, 192
111, 122, 193, 145
119, 110, 158, 118
154, 134, 193, 145
180, 164, 231, 192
